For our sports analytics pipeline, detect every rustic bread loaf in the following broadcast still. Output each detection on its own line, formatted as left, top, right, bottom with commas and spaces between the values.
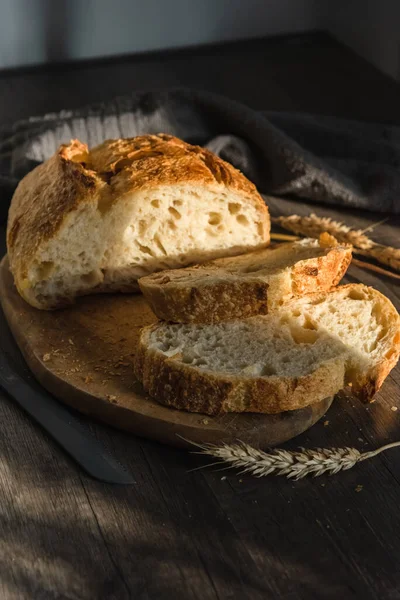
139, 235, 352, 323
135, 284, 400, 415
7, 134, 269, 309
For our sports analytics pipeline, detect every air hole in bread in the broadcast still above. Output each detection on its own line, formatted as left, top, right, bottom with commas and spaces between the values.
35, 261, 55, 281
167, 219, 177, 231
208, 212, 222, 226
173, 200, 183, 206
257, 222, 264, 237
153, 234, 167, 255
97, 195, 113, 215
303, 316, 317, 330
348, 288, 367, 301
228, 202, 241, 215
289, 325, 319, 345
261, 364, 277, 376
168, 207, 182, 219
236, 214, 249, 226
371, 304, 383, 320
292, 309, 301, 317
136, 242, 156, 257
151, 199, 160, 208
80, 270, 102, 285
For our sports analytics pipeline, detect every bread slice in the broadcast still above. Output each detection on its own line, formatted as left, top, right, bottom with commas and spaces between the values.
7, 134, 269, 310
135, 284, 400, 415
139, 235, 352, 323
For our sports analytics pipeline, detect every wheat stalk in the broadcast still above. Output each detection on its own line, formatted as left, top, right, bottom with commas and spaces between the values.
272, 214, 400, 272
351, 257, 400, 280
188, 440, 400, 480
269, 233, 400, 280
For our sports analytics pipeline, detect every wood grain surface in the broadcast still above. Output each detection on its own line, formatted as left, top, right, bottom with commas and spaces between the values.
1, 32, 400, 600
0, 258, 333, 451
0, 257, 332, 449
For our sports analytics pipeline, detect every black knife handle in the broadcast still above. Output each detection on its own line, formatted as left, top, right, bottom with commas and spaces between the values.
0, 351, 135, 485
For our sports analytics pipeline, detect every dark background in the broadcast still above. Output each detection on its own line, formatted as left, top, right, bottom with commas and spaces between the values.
1, 5, 400, 599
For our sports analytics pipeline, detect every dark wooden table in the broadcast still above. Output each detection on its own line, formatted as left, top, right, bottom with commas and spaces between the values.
1, 32, 400, 600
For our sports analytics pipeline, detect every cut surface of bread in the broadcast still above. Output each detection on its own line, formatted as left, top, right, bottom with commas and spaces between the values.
135, 284, 400, 415
139, 235, 352, 322
7, 134, 269, 309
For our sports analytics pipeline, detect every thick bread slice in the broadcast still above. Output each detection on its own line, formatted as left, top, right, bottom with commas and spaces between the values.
7, 134, 269, 310
135, 284, 400, 415
139, 235, 352, 322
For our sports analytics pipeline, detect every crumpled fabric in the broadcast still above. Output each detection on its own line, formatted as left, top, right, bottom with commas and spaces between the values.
1, 88, 400, 224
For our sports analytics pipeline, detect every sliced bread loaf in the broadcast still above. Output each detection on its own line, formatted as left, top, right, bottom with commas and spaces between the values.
139, 235, 352, 323
135, 284, 400, 415
7, 134, 269, 310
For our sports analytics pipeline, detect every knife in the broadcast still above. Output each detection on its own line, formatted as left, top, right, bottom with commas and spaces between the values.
0, 347, 135, 485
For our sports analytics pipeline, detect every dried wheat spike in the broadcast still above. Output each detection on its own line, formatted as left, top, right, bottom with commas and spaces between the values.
192, 440, 400, 480
272, 214, 400, 272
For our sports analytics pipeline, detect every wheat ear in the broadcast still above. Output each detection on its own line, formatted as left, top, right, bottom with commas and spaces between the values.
272, 214, 400, 272
187, 440, 400, 480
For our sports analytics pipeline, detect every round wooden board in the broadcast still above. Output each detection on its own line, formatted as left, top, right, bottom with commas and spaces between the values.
0, 257, 333, 449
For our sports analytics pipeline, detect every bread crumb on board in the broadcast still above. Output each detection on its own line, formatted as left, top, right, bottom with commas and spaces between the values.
106, 394, 118, 404
42, 353, 51, 362
355, 485, 363, 493
391, 406, 398, 412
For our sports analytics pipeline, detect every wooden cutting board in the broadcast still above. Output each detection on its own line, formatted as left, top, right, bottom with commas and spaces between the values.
0, 256, 333, 449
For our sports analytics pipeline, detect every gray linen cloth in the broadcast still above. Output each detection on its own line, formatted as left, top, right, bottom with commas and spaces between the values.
1, 88, 400, 224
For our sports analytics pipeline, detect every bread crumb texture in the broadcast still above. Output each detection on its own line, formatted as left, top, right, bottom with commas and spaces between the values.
139, 237, 352, 323
136, 284, 400, 414
7, 134, 269, 309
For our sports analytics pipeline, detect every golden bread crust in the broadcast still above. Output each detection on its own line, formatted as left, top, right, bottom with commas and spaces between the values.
7, 141, 104, 300
7, 134, 269, 306
89, 134, 263, 200
347, 285, 400, 401
135, 284, 400, 415
134, 324, 346, 415
139, 242, 352, 323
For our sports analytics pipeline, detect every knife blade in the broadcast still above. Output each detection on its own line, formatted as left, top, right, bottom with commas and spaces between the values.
0, 348, 135, 485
